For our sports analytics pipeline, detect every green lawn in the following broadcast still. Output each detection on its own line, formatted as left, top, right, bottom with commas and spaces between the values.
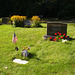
0, 23, 75, 75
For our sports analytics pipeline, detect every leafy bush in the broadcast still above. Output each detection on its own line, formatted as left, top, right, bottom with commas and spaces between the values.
0, 18, 2, 24
11, 15, 27, 27
2, 17, 11, 24
31, 16, 41, 27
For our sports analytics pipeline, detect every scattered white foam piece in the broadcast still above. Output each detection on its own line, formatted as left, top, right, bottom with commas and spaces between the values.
5, 67, 8, 69
62, 39, 68, 43
13, 59, 28, 64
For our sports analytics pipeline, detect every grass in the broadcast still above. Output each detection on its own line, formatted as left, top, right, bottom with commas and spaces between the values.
0, 23, 75, 75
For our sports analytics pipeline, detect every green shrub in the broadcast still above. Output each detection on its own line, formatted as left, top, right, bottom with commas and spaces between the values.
31, 16, 42, 27
0, 18, 2, 24
11, 15, 27, 27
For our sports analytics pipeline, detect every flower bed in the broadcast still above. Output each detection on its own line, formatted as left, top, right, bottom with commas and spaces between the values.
49, 32, 68, 42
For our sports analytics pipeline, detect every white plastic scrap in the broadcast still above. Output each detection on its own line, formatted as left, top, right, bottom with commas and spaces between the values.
62, 39, 68, 43
13, 59, 28, 64
5, 67, 8, 69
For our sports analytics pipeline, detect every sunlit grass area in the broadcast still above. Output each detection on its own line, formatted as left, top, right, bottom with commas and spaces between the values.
0, 23, 75, 75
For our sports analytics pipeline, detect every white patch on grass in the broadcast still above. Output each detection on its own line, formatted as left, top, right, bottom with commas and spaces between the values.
62, 39, 68, 43
13, 59, 28, 64
5, 67, 8, 69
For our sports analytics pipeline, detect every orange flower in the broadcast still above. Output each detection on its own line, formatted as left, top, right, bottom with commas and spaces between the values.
22, 46, 24, 47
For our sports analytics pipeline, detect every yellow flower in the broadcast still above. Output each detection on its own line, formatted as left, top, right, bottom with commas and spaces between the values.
11, 15, 27, 21
31, 16, 40, 22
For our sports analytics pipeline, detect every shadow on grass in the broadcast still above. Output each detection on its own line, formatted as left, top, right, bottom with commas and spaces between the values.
20, 26, 46, 28
0, 23, 2, 25
28, 53, 41, 60
28, 53, 36, 58
14, 25, 46, 28
12, 57, 16, 61
21, 53, 42, 61
69, 37, 75, 41
30, 25, 46, 28
12, 53, 41, 61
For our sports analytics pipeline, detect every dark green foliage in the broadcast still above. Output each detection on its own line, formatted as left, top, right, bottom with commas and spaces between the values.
57, 3, 75, 19
2, 17, 11, 24
0, 18, 2, 24
14, 20, 24, 27
0, 0, 75, 19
